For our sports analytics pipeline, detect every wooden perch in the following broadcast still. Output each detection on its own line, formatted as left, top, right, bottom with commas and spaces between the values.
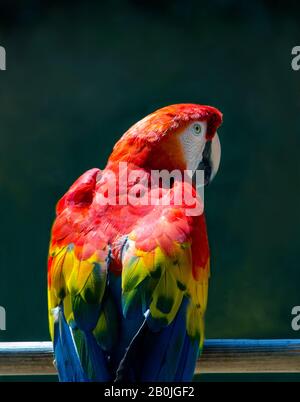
0, 339, 300, 376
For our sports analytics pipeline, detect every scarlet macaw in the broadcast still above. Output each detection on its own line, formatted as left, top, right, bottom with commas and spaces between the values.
47, 104, 222, 382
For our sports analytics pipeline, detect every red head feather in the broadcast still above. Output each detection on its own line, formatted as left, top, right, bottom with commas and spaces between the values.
108, 104, 222, 170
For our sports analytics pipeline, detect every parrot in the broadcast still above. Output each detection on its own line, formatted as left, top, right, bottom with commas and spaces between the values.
47, 103, 223, 382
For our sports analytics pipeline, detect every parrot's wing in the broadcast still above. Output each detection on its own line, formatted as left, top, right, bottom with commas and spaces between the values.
48, 170, 210, 382
117, 183, 210, 381
48, 168, 113, 381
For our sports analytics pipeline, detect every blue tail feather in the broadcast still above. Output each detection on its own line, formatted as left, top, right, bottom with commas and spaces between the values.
142, 299, 188, 381
53, 306, 111, 381
53, 307, 87, 382
174, 335, 199, 381
115, 297, 198, 382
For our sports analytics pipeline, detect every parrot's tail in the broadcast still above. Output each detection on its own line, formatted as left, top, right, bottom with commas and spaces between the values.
53, 305, 111, 382
115, 297, 199, 382
53, 306, 87, 382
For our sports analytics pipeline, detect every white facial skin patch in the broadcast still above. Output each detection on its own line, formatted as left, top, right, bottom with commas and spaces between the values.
180, 121, 221, 183
180, 121, 207, 173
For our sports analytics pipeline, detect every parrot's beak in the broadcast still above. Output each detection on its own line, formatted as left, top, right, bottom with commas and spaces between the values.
210, 132, 221, 182
193, 132, 221, 186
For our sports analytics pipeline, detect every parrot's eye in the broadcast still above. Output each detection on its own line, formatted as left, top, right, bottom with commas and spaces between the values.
192, 123, 203, 136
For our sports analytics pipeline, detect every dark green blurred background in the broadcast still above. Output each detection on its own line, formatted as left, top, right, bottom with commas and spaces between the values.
0, 0, 300, 381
